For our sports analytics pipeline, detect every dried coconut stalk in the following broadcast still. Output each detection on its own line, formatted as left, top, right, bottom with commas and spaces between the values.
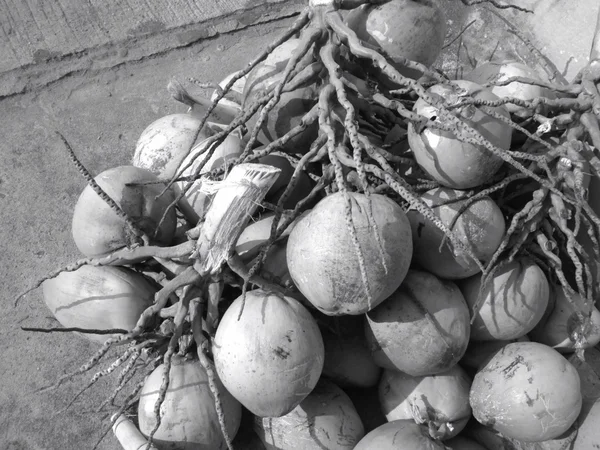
193, 163, 281, 275
167, 79, 239, 126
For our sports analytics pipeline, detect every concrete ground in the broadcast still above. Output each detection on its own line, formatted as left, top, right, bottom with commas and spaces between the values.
0, 0, 305, 98
0, 1, 598, 449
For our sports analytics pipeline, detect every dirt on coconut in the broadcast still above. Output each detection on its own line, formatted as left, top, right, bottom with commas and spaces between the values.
0, 2, 596, 449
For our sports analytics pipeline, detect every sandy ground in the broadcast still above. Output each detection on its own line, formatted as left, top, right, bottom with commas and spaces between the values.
0, 1, 598, 449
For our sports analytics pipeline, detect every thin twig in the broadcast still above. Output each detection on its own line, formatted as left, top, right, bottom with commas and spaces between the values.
443, 19, 477, 49
455, 36, 463, 80
21, 326, 128, 335
460, 0, 533, 13
488, 39, 501, 62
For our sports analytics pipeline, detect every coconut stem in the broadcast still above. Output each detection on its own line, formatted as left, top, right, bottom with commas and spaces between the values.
112, 414, 159, 450
167, 79, 239, 125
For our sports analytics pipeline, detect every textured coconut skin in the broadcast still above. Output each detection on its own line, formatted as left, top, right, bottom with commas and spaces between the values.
242, 38, 320, 153
138, 356, 242, 450
133, 113, 210, 180
529, 285, 600, 352
459, 259, 549, 341
463, 416, 581, 450
465, 61, 556, 116
379, 364, 472, 440
470, 342, 582, 442
71, 165, 177, 257
354, 420, 447, 450
213, 290, 324, 418
345, 0, 446, 79
254, 378, 365, 450
463, 419, 582, 450
42, 265, 156, 344
408, 187, 505, 279
408, 80, 512, 189
365, 270, 470, 376
287, 192, 413, 315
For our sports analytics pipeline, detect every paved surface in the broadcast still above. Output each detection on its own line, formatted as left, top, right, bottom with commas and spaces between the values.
0, 1, 598, 449
0, 0, 305, 97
